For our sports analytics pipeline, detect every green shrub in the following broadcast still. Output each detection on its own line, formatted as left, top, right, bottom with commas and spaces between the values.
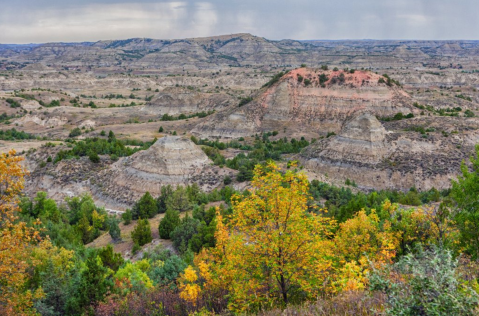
370, 246, 479, 316
69, 128, 81, 138
89, 151, 100, 163
223, 175, 232, 185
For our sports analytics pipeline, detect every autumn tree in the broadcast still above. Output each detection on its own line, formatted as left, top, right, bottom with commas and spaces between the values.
333, 206, 399, 292
190, 162, 335, 312
0, 150, 44, 315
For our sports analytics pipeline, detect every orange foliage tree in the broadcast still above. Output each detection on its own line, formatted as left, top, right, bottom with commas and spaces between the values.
0, 150, 44, 315
182, 162, 336, 312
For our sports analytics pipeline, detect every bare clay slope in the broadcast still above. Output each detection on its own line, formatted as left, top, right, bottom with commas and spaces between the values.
301, 113, 479, 191
94, 136, 235, 205
192, 68, 416, 139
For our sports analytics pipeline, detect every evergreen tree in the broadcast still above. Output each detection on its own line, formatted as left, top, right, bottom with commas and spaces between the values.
158, 209, 181, 239
77, 214, 93, 244
131, 219, 152, 246
122, 209, 132, 224
107, 130, 116, 143
108, 216, 121, 242
157, 185, 173, 213
77, 254, 111, 312
166, 186, 191, 213
136, 191, 158, 219
170, 214, 200, 253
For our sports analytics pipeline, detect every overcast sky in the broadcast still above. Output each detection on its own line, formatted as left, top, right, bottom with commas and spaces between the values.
1, 0, 478, 44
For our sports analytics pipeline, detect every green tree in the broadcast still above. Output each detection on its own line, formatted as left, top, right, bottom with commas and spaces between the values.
122, 209, 132, 224
98, 244, 124, 272
170, 214, 200, 253
166, 186, 191, 213
451, 144, 479, 259
158, 209, 180, 239
76, 254, 112, 312
157, 185, 173, 213
135, 191, 158, 219
131, 219, 152, 246
108, 216, 121, 242
107, 130, 116, 143
77, 214, 93, 244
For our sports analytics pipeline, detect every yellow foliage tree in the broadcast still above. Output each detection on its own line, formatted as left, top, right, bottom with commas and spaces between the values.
193, 162, 336, 312
333, 208, 400, 292
0, 150, 45, 315
178, 266, 201, 304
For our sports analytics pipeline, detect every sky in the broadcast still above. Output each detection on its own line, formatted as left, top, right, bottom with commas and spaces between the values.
0, 0, 478, 44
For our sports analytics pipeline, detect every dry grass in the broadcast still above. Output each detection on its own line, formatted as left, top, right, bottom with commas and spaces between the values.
87, 212, 188, 261
0, 140, 63, 154
257, 292, 385, 316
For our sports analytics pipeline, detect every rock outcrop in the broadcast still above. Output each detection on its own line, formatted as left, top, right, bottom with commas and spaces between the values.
318, 113, 389, 164
301, 114, 479, 191
95, 136, 235, 204
192, 69, 416, 139
14, 114, 68, 127
143, 88, 234, 115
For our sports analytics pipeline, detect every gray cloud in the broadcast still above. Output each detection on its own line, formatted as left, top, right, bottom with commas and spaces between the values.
0, 0, 477, 43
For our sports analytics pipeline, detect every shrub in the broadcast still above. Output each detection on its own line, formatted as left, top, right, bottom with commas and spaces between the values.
370, 246, 479, 316
239, 96, 253, 107
262, 72, 284, 88
465, 110, 475, 117
89, 151, 100, 163
69, 128, 81, 138
159, 126, 164, 132
132, 243, 141, 254
223, 175, 232, 185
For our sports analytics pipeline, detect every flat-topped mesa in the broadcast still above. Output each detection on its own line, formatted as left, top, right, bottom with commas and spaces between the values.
192, 68, 415, 139
318, 113, 389, 164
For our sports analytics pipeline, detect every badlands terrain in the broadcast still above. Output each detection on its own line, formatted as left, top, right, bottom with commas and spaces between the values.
1, 33, 479, 208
